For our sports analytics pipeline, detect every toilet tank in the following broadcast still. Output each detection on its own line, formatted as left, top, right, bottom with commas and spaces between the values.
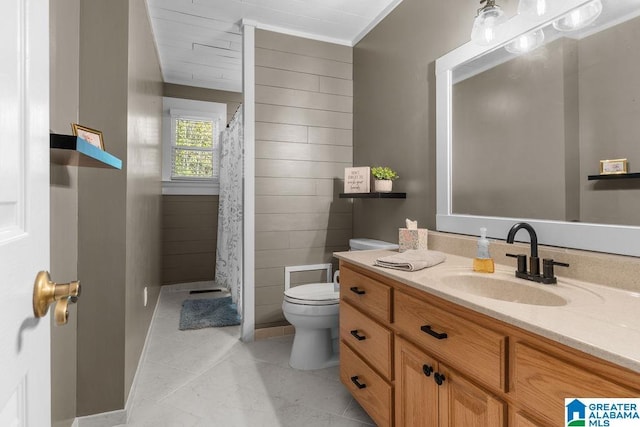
349, 238, 399, 251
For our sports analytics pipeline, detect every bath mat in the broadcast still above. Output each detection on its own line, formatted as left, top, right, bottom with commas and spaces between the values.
179, 296, 240, 330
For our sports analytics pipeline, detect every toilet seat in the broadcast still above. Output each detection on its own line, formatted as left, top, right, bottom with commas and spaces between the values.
284, 282, 339, 306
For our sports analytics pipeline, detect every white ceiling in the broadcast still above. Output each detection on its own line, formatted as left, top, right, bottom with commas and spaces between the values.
146, 0, 403, 92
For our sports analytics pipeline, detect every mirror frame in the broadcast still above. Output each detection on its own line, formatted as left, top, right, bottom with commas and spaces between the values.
436, 0, 640, 257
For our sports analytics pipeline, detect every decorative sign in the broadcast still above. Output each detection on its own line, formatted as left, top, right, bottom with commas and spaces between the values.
344, 167, 370, 194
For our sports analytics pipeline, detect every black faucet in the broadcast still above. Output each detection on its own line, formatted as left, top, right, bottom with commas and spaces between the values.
506, 222, 568, 284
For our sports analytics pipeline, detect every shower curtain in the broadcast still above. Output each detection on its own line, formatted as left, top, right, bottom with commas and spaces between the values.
215, 107, 243, 312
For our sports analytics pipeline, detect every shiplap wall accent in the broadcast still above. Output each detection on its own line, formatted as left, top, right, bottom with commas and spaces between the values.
254, 29, 353, 328
162, 195, 218, 284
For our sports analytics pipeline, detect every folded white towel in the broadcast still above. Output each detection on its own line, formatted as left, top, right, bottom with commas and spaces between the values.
375, 249, 446, 272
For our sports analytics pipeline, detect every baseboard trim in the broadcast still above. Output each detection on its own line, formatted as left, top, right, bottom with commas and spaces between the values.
123, 285, 165, 421
162, 280, 217, 292
74, 409, 126, 427
73, 286, 164, 427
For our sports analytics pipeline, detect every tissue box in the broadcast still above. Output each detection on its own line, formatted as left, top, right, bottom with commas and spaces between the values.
399, 228, 428, 252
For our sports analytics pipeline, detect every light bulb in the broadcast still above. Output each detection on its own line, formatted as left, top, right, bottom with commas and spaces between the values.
553, 0, 603, 32
517, 0, 547, 18
505, 29, 545, 54
471, 3, 509, 45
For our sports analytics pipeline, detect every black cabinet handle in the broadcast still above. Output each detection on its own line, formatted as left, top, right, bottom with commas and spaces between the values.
422, 364, 433, 377
420, 325, 448, 340
434, 372, 446, 386
350, 329, 366, 341
349, 286, 366, 295
350, 375, 367, 389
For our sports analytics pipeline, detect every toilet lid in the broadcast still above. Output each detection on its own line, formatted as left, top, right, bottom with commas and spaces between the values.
284, 283, 339, 306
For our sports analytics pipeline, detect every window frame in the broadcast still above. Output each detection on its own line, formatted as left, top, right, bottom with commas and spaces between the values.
162, 97, 227, 195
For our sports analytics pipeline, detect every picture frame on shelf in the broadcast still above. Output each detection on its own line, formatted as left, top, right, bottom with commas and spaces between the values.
71, 123, 104, 150
599, 158, 627, 175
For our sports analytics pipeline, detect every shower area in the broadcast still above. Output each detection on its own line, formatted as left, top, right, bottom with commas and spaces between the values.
160, 95, 247, 331
215, 107, 244, 313
162, 24, 354, 342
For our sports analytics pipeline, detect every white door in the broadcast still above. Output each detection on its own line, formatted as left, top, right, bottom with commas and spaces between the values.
0, 0, 51, 426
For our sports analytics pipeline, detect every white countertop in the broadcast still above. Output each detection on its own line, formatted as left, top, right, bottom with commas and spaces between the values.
334, 249, 640, 373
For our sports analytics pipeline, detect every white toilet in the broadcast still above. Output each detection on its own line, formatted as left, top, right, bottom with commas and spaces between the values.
282, 238, 399, 370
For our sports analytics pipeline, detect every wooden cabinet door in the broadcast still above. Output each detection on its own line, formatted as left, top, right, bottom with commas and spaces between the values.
438, 364, 506, 427
395, 337, 439, 427
513, 411, 545, 427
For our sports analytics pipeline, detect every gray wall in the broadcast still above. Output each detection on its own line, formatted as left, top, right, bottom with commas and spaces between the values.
353, 0, 517, 240
124, 0, 163, 400
75, 0, 162, 416
49, 1, 79, 426
452, 38, 577, 221
163, 83, 242, 124
254, 29, 353, 328
162, 195, 219, 284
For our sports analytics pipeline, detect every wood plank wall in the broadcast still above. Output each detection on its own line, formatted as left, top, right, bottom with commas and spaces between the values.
254, 30, 354, 328
162, 195, 218, 284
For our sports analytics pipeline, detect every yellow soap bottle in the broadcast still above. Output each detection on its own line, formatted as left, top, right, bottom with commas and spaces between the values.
473, 227, 495, 273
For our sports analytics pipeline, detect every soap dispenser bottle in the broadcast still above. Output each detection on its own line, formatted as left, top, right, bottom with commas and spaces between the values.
473, 227, 495, 273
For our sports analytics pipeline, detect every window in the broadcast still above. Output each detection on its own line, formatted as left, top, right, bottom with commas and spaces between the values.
162, 97, 226, 195
172, 115, 217, 179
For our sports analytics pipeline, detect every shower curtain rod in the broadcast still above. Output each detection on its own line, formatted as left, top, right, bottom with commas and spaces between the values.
226, 103, 243, 128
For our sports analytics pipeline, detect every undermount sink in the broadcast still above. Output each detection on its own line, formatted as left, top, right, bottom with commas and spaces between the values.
439, 273, 568, 306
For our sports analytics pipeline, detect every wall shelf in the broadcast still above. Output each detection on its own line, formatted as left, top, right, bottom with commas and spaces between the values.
339, 192, 406, 199
587, 173, 640, 181
50, 134, 122, 169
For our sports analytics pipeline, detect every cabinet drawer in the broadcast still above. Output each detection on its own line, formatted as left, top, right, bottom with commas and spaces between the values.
340, 266, 392, 323
340, 300, 393, 379
514, 342, 639, 425
340, 342, 393, 427
394, 290, 506, 391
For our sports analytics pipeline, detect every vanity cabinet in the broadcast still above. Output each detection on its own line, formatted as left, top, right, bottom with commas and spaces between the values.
339, 265, 394, 427
338, 261, 640, 427
396, 336, 505, 427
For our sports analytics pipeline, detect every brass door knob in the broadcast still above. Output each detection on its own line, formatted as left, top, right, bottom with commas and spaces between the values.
33, 271, 80, 325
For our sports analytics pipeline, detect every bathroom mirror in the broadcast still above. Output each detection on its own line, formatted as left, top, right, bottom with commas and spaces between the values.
436, 0, 640, 256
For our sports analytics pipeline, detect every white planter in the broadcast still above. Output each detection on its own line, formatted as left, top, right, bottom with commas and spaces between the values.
374, 179, 393, 192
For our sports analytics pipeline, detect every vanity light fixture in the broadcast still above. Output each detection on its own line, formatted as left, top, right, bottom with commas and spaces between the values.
552, 0, 603, 32
471, 0, 509, 45
505, 28, 545, 54
517, 0, 547, 19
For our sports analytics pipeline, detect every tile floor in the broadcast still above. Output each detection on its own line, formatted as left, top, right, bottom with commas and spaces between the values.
116, 287, 375, 427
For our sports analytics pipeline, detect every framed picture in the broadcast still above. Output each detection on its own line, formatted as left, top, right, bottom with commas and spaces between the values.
71, 123, 104, 150
599, 158, 628, 175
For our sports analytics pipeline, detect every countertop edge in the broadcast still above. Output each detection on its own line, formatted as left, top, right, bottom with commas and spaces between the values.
335, 250, 640, 374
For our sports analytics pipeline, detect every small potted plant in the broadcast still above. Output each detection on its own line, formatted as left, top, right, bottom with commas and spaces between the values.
371, 166, 399, 192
